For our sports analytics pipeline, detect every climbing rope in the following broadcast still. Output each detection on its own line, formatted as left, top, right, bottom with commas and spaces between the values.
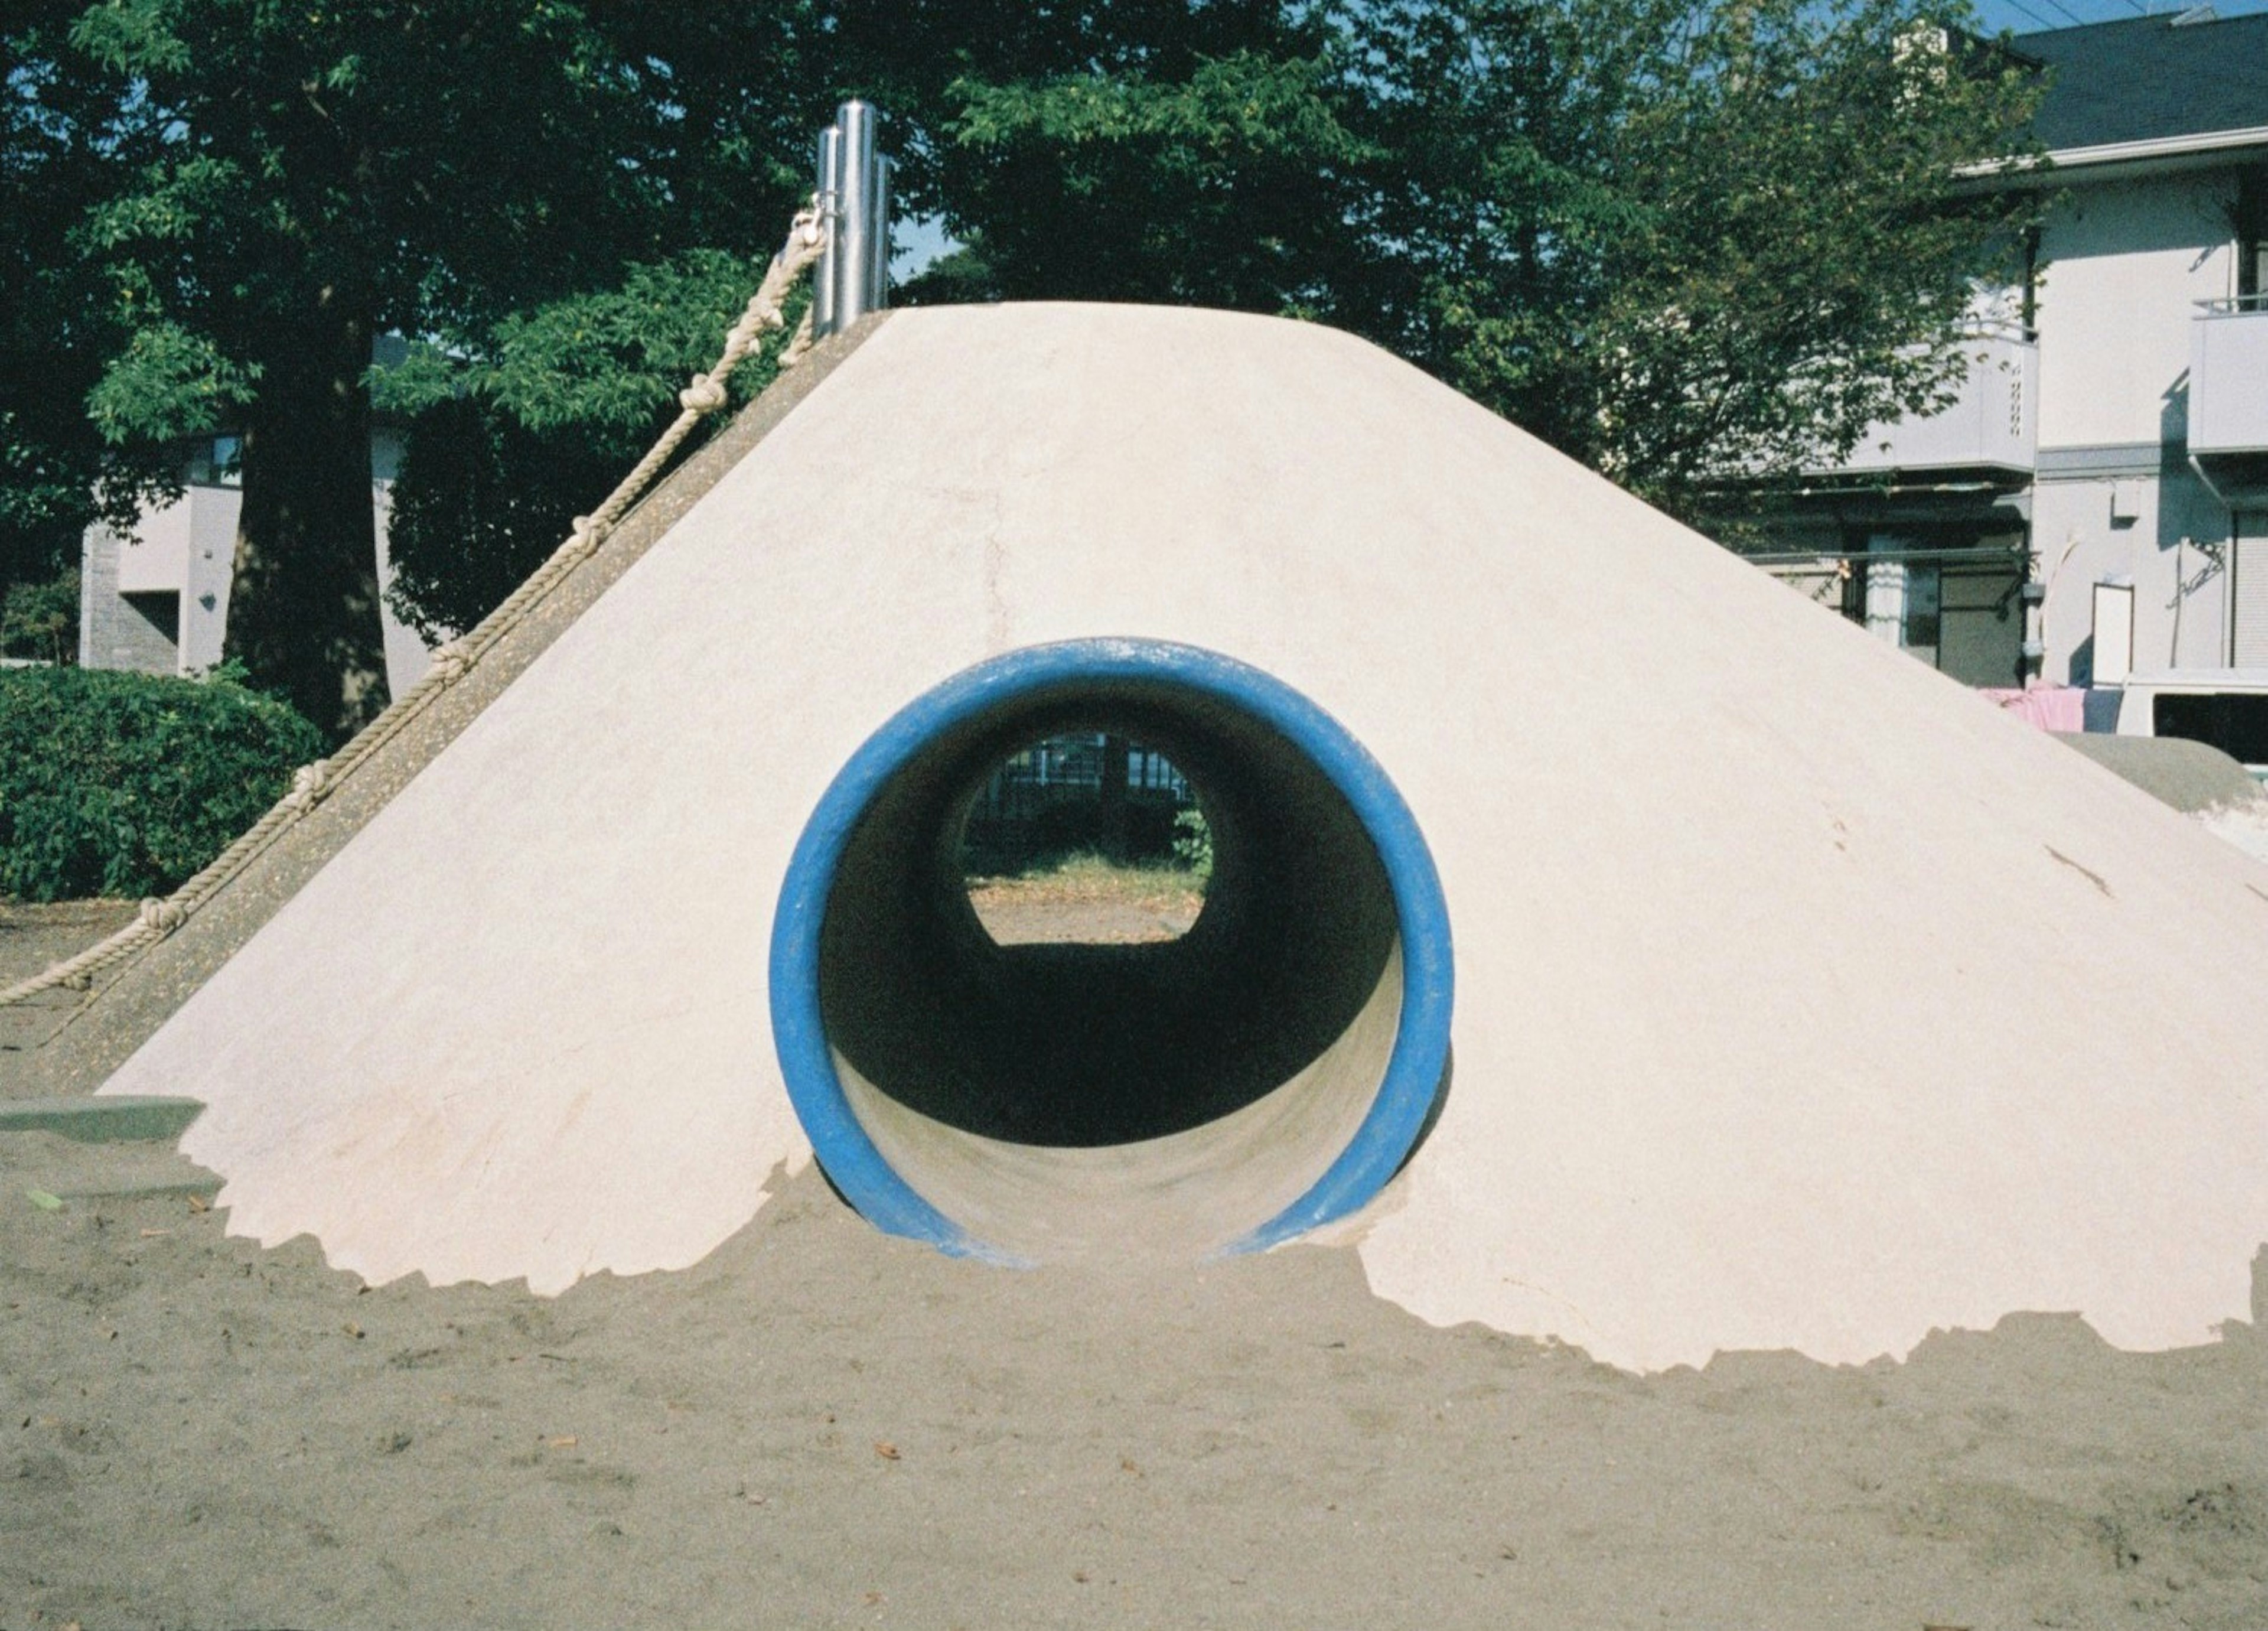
0, 202, 829, 1010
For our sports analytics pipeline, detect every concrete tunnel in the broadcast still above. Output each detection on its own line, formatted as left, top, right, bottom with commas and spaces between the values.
86, 301, 2268, 1370
769, 638, 1453, 1263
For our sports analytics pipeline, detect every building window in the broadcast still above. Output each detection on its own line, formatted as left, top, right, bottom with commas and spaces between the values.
1846, 531, 2025, 687
2154, 693, 2268, 767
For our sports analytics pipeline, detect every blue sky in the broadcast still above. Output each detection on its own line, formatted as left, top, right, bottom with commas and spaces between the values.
1973, 0, 2267, 34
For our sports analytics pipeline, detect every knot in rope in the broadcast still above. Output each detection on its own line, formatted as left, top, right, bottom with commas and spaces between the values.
427, 640, 471, 685
679, 373, 728, 414
139, 897, 188, 933
567, 515, 605, 558
282, 759, 332, 814
794, 200, 823, 246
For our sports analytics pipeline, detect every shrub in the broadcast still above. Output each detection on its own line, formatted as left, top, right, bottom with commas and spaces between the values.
1171, 806, 1214, 882
0, 666, 323, 901
1, 565, 80, 665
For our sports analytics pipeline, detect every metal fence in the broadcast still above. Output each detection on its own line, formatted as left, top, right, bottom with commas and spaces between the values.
962, 733, 1197, 873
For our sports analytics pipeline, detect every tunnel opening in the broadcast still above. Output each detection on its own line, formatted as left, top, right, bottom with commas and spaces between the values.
770, 640, 1452, 1263
957, 731, 1209, 948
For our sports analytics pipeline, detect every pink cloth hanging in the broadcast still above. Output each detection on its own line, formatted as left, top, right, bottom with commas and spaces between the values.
1977, 686, 2089, 733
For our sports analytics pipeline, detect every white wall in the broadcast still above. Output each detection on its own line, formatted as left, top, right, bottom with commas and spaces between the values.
113, 496, 191, 595
180, 483, 239, 675
83, 437, 434, 696
2029, 169, 2246, 685
2034, 468, 2232, 683
2190, 304, 2268, 455
2035, 174, 2234, 450
370, 427, 432, 695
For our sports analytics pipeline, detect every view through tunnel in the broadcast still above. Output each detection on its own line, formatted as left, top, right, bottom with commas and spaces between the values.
768, 640, 1453, 1263
959, 728, 1210, 948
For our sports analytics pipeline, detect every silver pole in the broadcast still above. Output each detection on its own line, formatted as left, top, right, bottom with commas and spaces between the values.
813, 123, 842, 337
812, 102, 891, 338
868, 153, 894, 312
831, 99, 881, 330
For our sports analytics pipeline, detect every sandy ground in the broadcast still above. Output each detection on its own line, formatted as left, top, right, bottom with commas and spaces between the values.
4, 898, 2267, 1630
965, 871, 1205, 945
0, 903, 138, 1089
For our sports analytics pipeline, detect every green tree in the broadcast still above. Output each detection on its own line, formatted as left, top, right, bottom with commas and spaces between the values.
380, 2, 1360, 640
1353, 0, 2044, 513
853, 1, 1373, 317
55, 0, 822, 737
1, 565, 80, 665
10, 0, 2041, 698
376, 250, 813, 642
923, 0, 2042, 520
2, 1, 171, 618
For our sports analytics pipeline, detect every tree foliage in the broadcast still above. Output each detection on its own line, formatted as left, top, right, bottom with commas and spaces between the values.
1348, 0, 2042, 506
374, 253, 814, 643
27, 0, 826, 735
918, 0, 2042, 517
1, 564, 80, 665
2, 1, 172, 604
5, 0, 2043, 709
925, 49, 1376, 314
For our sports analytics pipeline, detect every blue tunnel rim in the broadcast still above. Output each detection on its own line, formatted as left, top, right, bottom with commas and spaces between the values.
767, 636, 1454, 1262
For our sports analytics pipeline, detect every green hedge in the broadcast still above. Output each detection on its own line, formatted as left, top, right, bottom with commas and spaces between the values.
0, 666, 324, 902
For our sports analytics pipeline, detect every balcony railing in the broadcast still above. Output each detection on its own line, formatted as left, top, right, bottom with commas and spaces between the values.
1813, 327, 2038, 478
2189, 296, 2268, 459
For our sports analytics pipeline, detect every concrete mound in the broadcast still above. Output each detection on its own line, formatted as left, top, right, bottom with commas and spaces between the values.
2052, 730, 2264, 815
94, 303, 2268, 1371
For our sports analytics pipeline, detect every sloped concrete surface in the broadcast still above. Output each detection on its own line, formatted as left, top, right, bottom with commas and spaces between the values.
96, 303, 2268, 1370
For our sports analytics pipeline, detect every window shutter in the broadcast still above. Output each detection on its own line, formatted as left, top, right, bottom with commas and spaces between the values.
2234, 517, 2268, 668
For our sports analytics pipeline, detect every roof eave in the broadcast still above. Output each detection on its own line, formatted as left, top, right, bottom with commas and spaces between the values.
1957, 123, 2268, 187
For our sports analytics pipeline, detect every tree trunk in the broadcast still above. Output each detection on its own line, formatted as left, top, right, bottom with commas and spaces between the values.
226, 292, 390, 740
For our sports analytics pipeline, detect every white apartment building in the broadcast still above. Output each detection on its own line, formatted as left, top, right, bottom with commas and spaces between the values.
79, 350, 434, 696
1743, 9, 2268, 761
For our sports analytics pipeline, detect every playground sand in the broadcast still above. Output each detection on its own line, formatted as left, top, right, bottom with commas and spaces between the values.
6, 911, 2267, 1630
0, 901, 135, 1085
4, 1131, 2266, 1630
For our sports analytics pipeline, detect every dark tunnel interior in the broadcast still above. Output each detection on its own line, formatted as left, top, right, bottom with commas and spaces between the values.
817, 679, 1402, 1148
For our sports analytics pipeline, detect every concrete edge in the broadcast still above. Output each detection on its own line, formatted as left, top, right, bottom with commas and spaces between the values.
30, 312, 894, 1095
0, 1095, 206, 1142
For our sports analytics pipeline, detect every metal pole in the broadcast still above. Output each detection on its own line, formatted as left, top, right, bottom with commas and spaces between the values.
868, 153, 893, 313
813, 123, 843, 337
831, 99, 881, 330
812, 101, 891, 339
